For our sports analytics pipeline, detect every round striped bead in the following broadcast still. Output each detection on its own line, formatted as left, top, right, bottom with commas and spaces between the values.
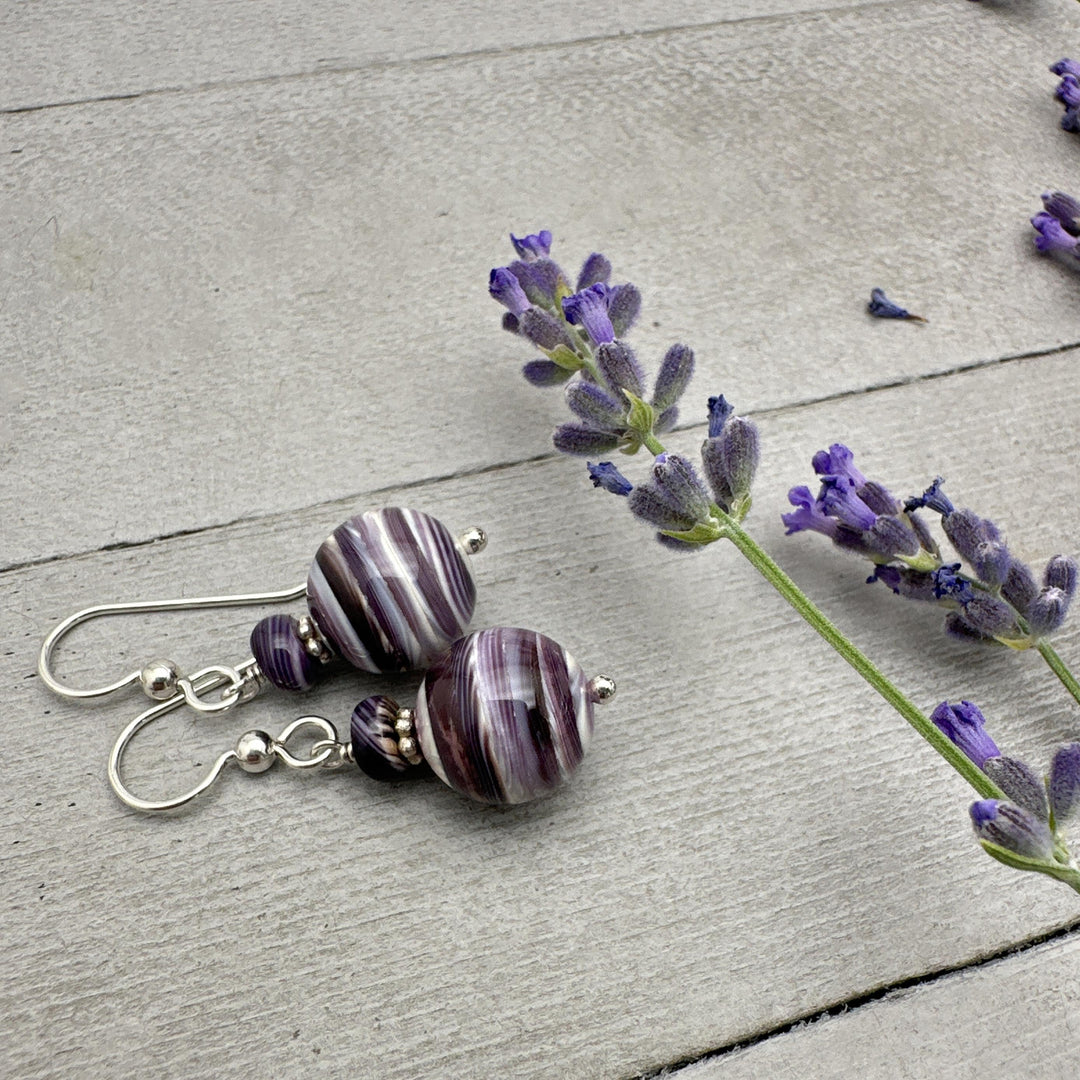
350, 695, 413, 781
249, 614, 321, 692
414, 627, 594, 805
306, 507, 476, 673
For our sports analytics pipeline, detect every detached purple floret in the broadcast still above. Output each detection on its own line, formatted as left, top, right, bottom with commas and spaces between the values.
1032, 193, 1080, 262
1051, 62, 1080, 132
867, 288, 925, 323
587, 461, 633, 496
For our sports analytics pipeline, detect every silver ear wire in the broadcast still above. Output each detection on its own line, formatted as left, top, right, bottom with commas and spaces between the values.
38, 583, 307, 711
108, 674, 352, 812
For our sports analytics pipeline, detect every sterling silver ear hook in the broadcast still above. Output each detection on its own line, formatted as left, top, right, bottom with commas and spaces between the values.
40, 507, 487, 721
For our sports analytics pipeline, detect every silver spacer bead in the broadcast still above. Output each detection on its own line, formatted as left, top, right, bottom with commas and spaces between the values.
459, 526, 487, 556
296, 614, 334, 664
140, 659, 182, 701
587, 674, 617, 704
394, 707, 415, 739
235, 730, 276, 773
397, 735, 423, 766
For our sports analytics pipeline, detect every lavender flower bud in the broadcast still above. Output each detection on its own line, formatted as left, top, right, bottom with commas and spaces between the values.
982, 757, 1049, 821
502, 312, 520, 334
858, 481, 902, 517
702, 417, 759, 512
552, 423, 620, 456
566, 380, 626, 431
508, 258, 566, 306
970, 800, 1055, 862
651, 345, 695, 411
576, 253, 611, 291
587, 461, 632, 496
510, 230, 552, 261
651, 453, 712, 524
562, 283, 615, 346
654, 406, 679, 433
519, 308, 577, 352
489, 267, 532, 315
707, 395, 734, 438
1042, 191, 1080, 236
907, 511, 939, 556
522, 359, 573, 387
867, 565, 938, 603
865, 515, 919, 560
941, 508, 1008, 584
628, 485, 698, 531
1027, 588, 1070, 636
595, 341, 645, 399
1043, 555, 1078, 596
1031, 212, 1079, 255
961, 592, 1020, 638
1001, 558, 1039, 615
607, 283, 641, 338
932, 564, 974, 603
1049, 743, 1080, 824
1056, 75, 1080, 109
930, 700, 1000, 769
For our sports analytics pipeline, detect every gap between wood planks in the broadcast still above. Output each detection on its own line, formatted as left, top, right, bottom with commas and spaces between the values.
0, 0, 905, 115
3, 338, 1077, 578
635, 917, 1080, 1079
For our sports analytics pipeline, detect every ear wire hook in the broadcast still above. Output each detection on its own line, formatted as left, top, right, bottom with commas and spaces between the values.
108, 671, 350, 812
38, 583, 307, 711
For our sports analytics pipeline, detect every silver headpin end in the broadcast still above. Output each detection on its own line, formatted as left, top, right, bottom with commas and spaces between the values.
587, 675, 616, 704
459, 526, 487, 556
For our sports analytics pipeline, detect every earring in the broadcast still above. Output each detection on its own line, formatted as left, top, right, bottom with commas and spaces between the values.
39, 506, 487, 717
108, 626, 616, 811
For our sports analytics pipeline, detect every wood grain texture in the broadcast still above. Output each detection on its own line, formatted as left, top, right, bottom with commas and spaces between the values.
2, 0, 886, 112
4, 347, 1079, 1079
3, 1, 1080, 568
681, 933, 1080, 1080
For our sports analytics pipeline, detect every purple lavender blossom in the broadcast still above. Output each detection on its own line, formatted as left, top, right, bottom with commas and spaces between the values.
982, 756, 1049, 822
510, 231, 553, 261
1051, 59, 1080, 79
970, 800, 1055, 862
1032, 212, 1080, 255
577, 253, 612, 291
1055, 74, 1080, 132
587, 461, 633, 496
562, 284, 616, 346
867, 288, 925, 323
489, 267, 532, 315
1041, 192, 1080, 235
930, 700, 1000, 769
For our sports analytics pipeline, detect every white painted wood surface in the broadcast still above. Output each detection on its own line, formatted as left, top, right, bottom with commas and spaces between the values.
682, 934, 1080, 1080
4, 3, 1080, 1078
3, 1, 1079, 568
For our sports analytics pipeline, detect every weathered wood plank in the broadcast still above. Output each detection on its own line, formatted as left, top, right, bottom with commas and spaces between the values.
2, 0, 888, 112
2, 1, 1079, 568
3, 348, 1079, 1078
681, 933, 1080, 1080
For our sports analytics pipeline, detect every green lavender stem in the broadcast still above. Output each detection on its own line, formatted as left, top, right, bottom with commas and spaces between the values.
713, 507, 1005, 799
1036, 639, 1080, 710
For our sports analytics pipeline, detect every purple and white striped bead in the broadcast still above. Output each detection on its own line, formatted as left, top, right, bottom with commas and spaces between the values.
414, 627, 594, 805
306, 507, 476, 673
250, 614, 321, 692
350, 695, 413, 781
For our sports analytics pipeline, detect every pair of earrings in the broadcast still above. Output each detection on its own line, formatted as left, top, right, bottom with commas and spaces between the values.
40, 507, 615, 811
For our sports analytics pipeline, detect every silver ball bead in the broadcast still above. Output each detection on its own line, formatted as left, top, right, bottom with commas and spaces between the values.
235, 730, 276, 773
397, 735, 422, 765
587, 674, 617, 703
459, 526, 487, 556
139, 659, 181, 701
394, 707, 415, 738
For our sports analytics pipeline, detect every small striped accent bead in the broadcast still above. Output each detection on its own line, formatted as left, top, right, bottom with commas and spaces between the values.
350, 695, 414, 781
249, 614, 322, 692
414, 627, 594, 805
306, 508, 476, 673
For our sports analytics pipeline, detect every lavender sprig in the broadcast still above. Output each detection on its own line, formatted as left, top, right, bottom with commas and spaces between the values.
784, 448, 1080, 708
1031, 191, 1080, 266
487, 233, 1058, 887
1051, 60, 1080, 133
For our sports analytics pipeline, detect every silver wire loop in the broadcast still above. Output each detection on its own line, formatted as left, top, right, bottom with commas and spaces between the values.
38, 583, 306, 701
109, 689, 348, 812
